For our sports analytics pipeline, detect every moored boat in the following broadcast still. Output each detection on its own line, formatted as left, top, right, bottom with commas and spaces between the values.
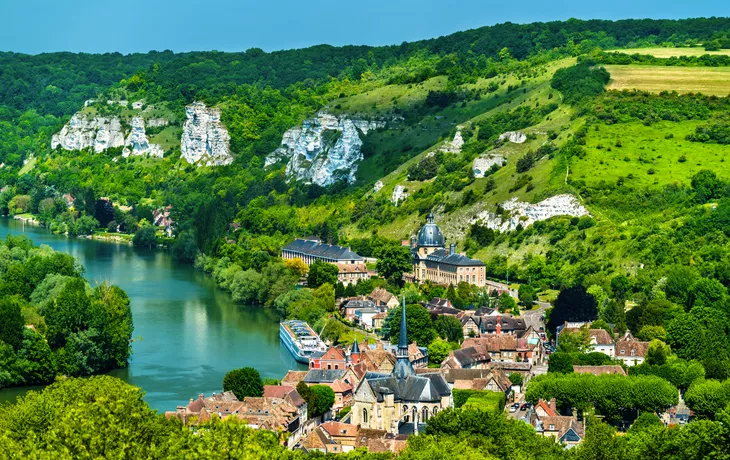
280, 320, 327, 363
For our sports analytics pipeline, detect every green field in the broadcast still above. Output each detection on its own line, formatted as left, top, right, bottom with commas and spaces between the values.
572, 120, 730, 188
605, 65, 730, 96
611, 47, 730, 58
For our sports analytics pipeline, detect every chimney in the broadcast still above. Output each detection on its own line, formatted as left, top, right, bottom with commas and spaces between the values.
450, 243, 456, 255
496, 316, 502, 334
549, 398, 557, 413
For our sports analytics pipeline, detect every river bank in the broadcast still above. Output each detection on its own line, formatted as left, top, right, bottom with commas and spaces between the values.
0, 217, 306, 411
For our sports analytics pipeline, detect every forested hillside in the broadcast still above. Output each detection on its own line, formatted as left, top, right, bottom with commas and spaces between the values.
5, 15, 730, 458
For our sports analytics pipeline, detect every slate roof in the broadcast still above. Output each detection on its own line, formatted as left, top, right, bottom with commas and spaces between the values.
479, 315, 526, 333
364, 372, 451, 403
283, 239, 363, 261
449, 346, 492, 367
304, 369, 347, 383
416, 213, 445, 247
424, 248, 486, 266
344, 299, 376, 310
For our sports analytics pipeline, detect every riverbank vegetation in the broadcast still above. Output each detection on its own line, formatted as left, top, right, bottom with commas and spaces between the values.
0, 235, 133, 389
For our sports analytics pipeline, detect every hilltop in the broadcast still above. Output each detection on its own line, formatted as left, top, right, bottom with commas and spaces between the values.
1, 17, 730, 297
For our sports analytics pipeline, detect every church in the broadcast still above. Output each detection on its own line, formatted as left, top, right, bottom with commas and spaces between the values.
351, 298, 452, 434
410, 213, 486, 287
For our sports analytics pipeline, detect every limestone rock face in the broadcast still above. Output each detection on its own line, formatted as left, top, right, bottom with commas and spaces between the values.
472, 194, 589, 231
265, 112, 386, 186
373, 180, 384, 193
441, 130, 464, 153
123, 117, 164, 158
52, 114, 125, 153
392, 185, 408, 206
180, 102, 233, 166
499, 131, 527, 144
472, 154, 505, 178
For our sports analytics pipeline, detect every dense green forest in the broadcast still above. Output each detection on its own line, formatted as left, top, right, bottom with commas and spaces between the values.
0, 235, 132, 388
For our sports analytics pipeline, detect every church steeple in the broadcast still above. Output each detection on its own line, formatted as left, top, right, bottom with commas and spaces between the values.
392, 294, 415, 379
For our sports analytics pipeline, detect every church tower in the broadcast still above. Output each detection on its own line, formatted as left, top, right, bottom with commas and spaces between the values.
392, 295, 415, 380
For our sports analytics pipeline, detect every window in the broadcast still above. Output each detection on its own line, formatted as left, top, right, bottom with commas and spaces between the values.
421, 406, 429, 422
327, 364, 332, 370
362, 408, 368, 424
620, 350, 625, 355
549, 424, 555, 430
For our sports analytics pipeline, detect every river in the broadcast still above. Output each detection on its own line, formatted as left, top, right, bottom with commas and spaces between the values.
0, 218, 306, 412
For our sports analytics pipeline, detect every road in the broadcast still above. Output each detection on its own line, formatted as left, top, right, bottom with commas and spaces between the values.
522, 302, 549, 331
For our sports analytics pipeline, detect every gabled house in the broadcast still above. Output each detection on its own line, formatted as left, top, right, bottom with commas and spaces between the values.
461, 316, 481, 338
615, 331, 649, 366
530, 398, 585, 448
309, 346, 348, 370
440, 345, 492, 369
462, 334, 542, 365
369, 288, 399, 310
558, 323, 615, 357
479, 315, 527, 336
452, 368, 512, 396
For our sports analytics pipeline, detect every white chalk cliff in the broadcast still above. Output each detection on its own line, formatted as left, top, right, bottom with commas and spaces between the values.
265, 113, 386, 186
472, 154, 505, 178
392, 185, 408, 206
52, 114, 125, 153
180, 102, 233, 166
123, 117, 164, 158
499, 131, 527, 144
473, 194, 589, 231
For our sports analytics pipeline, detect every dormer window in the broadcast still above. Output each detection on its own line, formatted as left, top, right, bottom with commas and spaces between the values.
620, 350, 625, 355
549, 424, 555, 430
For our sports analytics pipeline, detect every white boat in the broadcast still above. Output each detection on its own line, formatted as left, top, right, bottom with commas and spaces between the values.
280, 320, 327, 363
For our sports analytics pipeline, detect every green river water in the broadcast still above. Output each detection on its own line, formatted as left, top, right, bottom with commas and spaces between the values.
0, 218, 305, 412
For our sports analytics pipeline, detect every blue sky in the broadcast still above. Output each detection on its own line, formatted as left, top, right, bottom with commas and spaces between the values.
2, 0, 727, 54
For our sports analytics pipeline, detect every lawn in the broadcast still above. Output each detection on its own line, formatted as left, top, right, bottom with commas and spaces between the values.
572, 120, 730, 188
610, 47, 730, 58
605, 65, 730, 96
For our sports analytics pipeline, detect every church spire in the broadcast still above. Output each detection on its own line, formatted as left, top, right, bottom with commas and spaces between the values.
392, 294, 415, 379
397, 294, 408, 357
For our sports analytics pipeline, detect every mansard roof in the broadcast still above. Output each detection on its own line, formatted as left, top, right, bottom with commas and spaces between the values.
425, 248, 486, 267
283, 239, 363, 261
363, 372, 451, 403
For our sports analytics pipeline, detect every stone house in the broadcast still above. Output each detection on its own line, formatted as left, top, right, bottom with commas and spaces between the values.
614, 331, 649, 367
558, 323, 615, 357
369, 288, 399, 310
440, 345, 492, 369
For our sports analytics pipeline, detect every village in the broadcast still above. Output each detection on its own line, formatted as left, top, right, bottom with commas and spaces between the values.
164, 213, 667, 454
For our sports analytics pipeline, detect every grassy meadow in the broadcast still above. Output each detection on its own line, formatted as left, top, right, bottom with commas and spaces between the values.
572, 120, 730, 188
605, 65, 730, 96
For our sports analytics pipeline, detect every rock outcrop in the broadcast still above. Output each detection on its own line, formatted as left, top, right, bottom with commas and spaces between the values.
265, 113, 386, 186
392, 185, 408, 206
123, 117, 164, 158
499, 131, 527, 144
472, 154, 505, 178
441, 130, 464, 153
180, 102, 233, 166
373, 180, 384, 193
52, 114, 125, 153
473, 194, 589, 231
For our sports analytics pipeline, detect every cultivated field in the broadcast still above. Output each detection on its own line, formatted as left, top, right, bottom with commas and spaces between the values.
605, 65, 730, 96
610, 47, 730, 58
